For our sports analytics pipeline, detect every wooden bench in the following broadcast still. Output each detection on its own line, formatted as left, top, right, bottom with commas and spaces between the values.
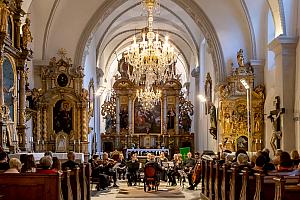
0, 173, 63, 200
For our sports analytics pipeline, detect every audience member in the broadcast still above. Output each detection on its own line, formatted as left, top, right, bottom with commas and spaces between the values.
253, 155, 266, 172
290, 150, 300, 168
52, 157, 61, 172
277, 151, 293, 172
37, 156, 56, 174
21, 154, 36, 173
5, 158, 22, 173
262, 151, 275, 171
62, 151, 79, 170
0, 151, 9, 171
236, 153, 251, 171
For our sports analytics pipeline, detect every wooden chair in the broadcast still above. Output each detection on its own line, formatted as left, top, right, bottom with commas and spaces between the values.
143, 164, 160, 192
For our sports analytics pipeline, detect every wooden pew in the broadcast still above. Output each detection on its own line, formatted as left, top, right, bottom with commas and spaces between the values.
0, 173, 63, 200
80, 163, 91, 200
70, 167, 81, 200
201, 159, 206, 194
221, 164, 230, 200
214, 161, 223, 200
253, 172, 300, 200
209, 160, 215, 200
239, 168, 256, 200
62, 170, 73, 200
204, 160, 210, 197
274, 176, 300, 200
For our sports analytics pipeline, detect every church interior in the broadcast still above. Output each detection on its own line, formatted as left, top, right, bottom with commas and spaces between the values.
0, 0, 300, 199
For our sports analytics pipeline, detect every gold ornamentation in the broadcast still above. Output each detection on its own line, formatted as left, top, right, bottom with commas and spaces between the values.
21, 17, 33, 49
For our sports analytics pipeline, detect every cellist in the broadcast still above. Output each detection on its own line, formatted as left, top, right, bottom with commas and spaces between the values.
187, 152, 201, 190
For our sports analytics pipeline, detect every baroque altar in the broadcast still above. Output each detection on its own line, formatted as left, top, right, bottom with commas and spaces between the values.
26, 49, 92, 158
218, 49, 265, 152
101, 56, 194, 155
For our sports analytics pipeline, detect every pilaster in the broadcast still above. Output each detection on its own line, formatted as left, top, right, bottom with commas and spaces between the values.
250, 59, 265, 87
191, 67, 200, 152
269, 35, 298, 152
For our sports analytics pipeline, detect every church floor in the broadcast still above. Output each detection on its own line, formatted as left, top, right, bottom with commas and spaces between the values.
91, 180, 204, 200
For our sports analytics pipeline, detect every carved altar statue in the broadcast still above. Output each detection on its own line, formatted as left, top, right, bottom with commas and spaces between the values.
28, 49, 91, 156
218, 49, 265, 152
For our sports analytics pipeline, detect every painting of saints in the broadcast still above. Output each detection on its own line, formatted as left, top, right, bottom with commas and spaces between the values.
53, 100, 73, 134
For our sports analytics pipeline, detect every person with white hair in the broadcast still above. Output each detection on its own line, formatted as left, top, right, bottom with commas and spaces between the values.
4, 158, 22, 173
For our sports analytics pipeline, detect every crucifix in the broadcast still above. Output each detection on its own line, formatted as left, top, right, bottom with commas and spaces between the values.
267, 96, 285, 155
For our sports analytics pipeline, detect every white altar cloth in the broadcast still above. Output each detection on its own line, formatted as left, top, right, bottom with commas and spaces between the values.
9, 152, 84, 163
126, 148, 169, 158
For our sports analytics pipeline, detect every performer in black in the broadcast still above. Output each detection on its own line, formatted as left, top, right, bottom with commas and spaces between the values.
90, 155, 110, 191
126, 153, 140, 186
116, 153, 127, 180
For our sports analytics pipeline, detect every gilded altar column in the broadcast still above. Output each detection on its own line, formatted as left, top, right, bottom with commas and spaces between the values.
175, 95, 179, 135
42, 107, 47, 141
17, 69, 27, 148
163, 92, 167, 134
36, 110, 41, 141
128, 95, 132, 134
116, 95, 120, 148
81, 104, 88, 142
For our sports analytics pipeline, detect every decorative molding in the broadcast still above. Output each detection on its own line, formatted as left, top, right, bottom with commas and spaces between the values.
240, 0, 257, 59
42, 0, 60, 60
269, 36, 298, 55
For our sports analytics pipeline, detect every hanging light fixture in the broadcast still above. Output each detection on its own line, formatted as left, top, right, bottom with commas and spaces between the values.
136, 87, 161, 111
125, 0, 178, 87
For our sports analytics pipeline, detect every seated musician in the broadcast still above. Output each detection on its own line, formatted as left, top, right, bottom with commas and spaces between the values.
116, 153, 126, 180
183, 152, 195, 188
168, 154, 182, 186
91, 155, 110, 191
144, 154, 162, 191
159, 152, 168, 181
102, 152, 119, 187
62, 151, 79, 170
127, 153, 139, 186
187, 152, 202, 190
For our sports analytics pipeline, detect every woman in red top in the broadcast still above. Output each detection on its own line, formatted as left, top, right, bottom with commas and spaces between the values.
37, 156, 57, 174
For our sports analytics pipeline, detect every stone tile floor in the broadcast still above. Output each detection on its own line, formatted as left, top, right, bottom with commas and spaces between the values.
91, 180, 204, 200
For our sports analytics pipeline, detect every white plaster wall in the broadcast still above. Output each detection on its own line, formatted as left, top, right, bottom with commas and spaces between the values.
282, 0, 298, 37
84, 36, 98, 155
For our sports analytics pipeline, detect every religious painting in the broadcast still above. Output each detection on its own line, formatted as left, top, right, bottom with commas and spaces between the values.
53, 100, 73, 134
237, 136, 248, 151
167, 107, 176, 129
120, 105, 128, 130
205, 73, 212, 114
56, 131, 68, 152
134, 99, 161, 133
3, 57, 16, 122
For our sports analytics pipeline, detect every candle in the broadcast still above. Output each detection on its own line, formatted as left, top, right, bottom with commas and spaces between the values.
78, 139, 81, 145
37, 140, 40, 145
74, 140, 76, 145
42, 140, 44, 145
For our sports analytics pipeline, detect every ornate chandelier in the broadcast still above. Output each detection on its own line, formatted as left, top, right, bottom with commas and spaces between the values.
125, 0, 177, 87
136, 87, 161, 110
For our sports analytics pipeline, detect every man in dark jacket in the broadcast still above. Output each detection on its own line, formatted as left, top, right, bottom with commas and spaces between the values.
62, 151, 79, 170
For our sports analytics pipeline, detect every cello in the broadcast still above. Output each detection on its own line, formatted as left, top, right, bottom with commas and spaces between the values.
192, 160, 201, 183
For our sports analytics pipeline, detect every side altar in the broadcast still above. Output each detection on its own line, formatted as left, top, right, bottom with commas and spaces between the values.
101, 56, 194, 155
218, 50, 265, 152
25, 49, 93, 159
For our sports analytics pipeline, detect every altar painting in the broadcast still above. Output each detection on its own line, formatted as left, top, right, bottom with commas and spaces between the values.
134, 99, 161, 133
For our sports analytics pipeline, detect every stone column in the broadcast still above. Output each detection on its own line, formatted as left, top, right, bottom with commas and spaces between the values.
250, 59, 265, 87
175, 95, 179, 135
116, 95, 120, 148
191, 67, 201, 151
269, 36, 298, 152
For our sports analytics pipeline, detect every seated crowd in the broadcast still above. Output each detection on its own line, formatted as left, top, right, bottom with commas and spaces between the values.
0, 150, 80, 175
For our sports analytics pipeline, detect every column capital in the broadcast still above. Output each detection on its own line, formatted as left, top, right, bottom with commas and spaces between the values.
249, 59, 265, 67
269, 36, 298, 56
191, 66, 200, 78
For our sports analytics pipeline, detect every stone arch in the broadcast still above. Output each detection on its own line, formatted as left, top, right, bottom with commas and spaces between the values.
267, 0, 286, 36
74, 0, 226, 84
